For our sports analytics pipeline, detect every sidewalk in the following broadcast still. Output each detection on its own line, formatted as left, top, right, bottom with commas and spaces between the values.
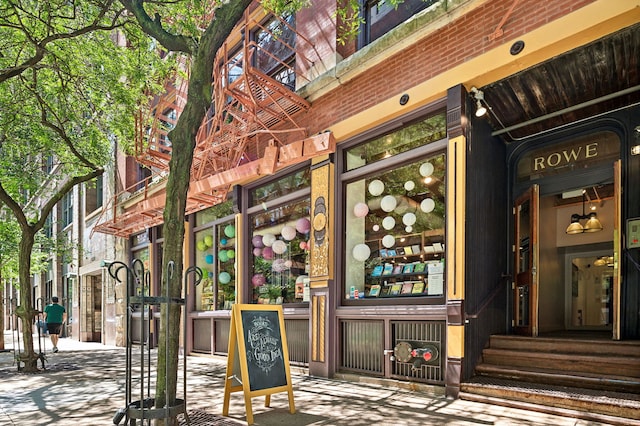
0, 331, 621, 425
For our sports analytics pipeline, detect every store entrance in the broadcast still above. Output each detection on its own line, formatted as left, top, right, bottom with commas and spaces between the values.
534, 179, 618, 337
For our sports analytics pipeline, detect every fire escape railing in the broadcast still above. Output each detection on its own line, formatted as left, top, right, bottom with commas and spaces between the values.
94, 9, 332, 237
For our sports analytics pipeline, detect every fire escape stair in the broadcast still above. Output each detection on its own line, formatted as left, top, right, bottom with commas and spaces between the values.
460, 335, 640, 425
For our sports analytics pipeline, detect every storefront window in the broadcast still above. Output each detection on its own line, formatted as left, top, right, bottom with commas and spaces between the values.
249, 198, 310, 305
131, 247, 150, 298
345, 112, 446, 171
194, 202, 235, 311
343, 128, 446, 301
250, 168, 311, 206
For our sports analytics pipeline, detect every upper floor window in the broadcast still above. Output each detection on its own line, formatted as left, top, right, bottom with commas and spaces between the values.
85, 175, 104, 215
42, 155, 55, 174
61, 191, 73, 228
361, 0, 436, 47
252, 13, 296, 89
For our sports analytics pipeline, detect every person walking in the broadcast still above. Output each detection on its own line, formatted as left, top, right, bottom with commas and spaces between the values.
43, 296, 66, 353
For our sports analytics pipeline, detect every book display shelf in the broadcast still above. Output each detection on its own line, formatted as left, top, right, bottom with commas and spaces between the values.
363, 229, 445, 299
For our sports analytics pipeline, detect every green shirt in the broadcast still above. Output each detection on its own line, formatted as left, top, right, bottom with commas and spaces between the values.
44, 303, 65, 323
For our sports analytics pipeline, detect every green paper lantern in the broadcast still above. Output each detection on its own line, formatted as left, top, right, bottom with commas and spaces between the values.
218, 250, 229, 262
219, 272, 231, 284
204, 235, 214, 247
227, 249, 235, 259
224, 224, 236, 238
197, 240, 207, 251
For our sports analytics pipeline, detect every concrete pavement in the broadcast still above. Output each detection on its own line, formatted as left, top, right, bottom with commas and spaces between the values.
0, 331, 624, 425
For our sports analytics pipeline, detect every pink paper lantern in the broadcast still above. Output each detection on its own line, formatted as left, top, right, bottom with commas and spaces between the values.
253, 247, 263, 257
296, 217, 311, 234
251, 274, 266, 286
353, 202, 369, 218
252, 235, 264, 248
262, 246, 274, 260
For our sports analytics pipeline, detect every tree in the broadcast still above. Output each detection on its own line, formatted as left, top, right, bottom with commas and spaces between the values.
121, 0, 391, 422
0, 0, 161, 371
119, 1, 253, 421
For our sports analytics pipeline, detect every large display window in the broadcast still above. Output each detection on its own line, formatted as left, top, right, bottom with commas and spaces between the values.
193, 202, 236, 311
248, 169, 311, 305
341, 113, 446, 302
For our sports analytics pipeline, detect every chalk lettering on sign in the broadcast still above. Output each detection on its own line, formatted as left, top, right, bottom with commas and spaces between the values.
246, 315, 283, 373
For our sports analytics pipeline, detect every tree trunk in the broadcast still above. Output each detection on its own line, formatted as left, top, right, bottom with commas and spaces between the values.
17, 228, 38, 371
149, 2, 255, 424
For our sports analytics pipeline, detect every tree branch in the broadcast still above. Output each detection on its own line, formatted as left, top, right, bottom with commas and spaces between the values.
0, 1, 128, 83
120, 0, 195, 54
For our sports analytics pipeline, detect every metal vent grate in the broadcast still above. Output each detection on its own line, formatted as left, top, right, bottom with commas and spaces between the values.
340, 320, 384, 374
391, 321, 444, 383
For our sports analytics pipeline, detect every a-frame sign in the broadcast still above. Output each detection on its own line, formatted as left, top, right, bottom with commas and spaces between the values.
222, 304, 295, 424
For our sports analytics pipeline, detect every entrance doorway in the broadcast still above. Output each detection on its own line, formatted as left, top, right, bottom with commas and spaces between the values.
566, 251, 613, 330
80, 275, 102, 342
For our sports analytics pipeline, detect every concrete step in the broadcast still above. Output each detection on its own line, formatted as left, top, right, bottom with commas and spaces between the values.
460, 376, 640, 423
475, 363, 640, 393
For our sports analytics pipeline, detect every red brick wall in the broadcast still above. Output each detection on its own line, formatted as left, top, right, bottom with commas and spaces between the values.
301, 0, 596, 136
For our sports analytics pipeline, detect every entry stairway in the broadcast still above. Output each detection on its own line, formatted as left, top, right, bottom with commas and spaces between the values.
460, 335, 640, 425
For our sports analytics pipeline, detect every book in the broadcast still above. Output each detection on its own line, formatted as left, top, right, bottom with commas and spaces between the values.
413, 262, 426, 273
403, 246, 413, 255
392, 264, 403, 275
380, 285, 391, 296
396, 247, 405, 256
390, 283, 403, 295
387, 249, 397, 257
368, 284, 381, 297
382, 263, 394, 275
411, 281, 425, 293
401, 282, 414, 294
402, 263, 415, 274
411, 244, 421, 254
371, 265, 384, 277
379, 248, 388, 257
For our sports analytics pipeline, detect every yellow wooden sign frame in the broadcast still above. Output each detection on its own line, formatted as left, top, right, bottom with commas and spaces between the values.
222, 304, 295, 425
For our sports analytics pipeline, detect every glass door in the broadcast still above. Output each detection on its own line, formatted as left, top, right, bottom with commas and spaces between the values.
566, 252, 613, 330
513, 185, 539, 336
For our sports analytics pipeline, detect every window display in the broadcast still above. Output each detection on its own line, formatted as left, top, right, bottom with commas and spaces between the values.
343, 119, 446, 301
194, 202, 235, 311
248, 170, 311, 305
250, 199, 310, 304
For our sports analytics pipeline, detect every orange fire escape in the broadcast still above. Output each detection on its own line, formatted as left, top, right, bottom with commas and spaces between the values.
95, 11, 335, 237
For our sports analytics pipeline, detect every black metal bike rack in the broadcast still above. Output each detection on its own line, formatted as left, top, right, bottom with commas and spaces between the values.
109, 259, 202, 425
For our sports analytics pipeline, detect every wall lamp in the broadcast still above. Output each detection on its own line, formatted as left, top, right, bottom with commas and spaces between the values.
566, 190, 603, 234
470, 87, 487, 117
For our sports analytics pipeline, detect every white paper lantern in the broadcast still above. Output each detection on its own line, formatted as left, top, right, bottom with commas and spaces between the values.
353, 202, 369, 218
420, 198, 435, 213
404, 180, 415, 191
419, 162, 434, 177
368, 179, 385, 196
382, 234, 395, 248
402, 212, 417, 226
281, 225, 297, 241
405, 226, 413, 233
382, 216, 395, 230
352, 243, 371, 262
380, 195, 397, 212
372, 224, 380, 232
262, 233, 276, 247
272, 240, 287, 254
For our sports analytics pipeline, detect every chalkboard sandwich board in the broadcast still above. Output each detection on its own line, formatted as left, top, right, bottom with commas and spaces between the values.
222, 304, 295, 425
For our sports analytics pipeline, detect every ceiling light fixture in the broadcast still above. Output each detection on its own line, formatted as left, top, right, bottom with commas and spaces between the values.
470, 87, 487, 117
566, 190, 603, 234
